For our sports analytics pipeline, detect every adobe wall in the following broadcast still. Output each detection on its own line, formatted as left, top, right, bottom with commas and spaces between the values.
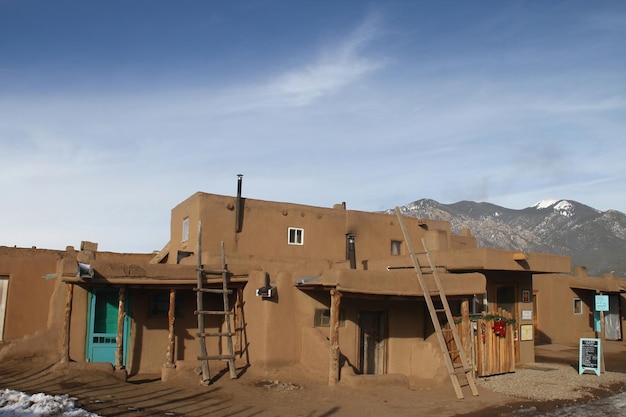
0, 246, 63, 341
169, 192, 437, 268
533, 273, 623, 345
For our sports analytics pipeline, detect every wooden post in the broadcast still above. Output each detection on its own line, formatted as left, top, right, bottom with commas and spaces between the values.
235, 287, 243, 354
115, 286, 126, 370
461, 298, 471, 365
61, 283, 74, 363
165, 289, 176, 367
329, 289, 342, 386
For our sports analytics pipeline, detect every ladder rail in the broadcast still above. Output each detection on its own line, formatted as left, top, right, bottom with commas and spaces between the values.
194, 224, 238, 384
220, 241, 237, 379
422, 239, 476, 376
395, 207, 478, 399
196, 221, 211, 384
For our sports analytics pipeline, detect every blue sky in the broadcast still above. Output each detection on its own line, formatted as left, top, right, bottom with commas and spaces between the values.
1, 0, 625, 253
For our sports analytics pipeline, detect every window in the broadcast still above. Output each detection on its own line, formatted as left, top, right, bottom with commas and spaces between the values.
150, 291, 184, 317
182, 217, 190, 242
314, 309, 345, 327
573, 298, 583, 315
288, 227, 304, 245
391, 240, 402, 256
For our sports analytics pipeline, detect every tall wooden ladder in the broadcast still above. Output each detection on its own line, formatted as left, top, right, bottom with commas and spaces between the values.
395, 208, 479, 399
194, 221, 237, 385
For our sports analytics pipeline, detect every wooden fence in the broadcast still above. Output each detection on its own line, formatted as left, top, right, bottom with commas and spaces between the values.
445, 309, 516, 377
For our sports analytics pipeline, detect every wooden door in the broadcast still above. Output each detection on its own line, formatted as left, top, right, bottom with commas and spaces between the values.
359, 311, 386, 375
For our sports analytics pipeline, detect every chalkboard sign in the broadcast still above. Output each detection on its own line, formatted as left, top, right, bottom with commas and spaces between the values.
579, 338, 601, 376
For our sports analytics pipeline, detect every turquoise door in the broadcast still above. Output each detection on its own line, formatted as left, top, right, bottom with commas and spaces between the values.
87, 289, 129, 365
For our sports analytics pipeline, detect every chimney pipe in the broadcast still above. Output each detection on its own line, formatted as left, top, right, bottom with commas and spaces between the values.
346, 233, 356, 269
236, 174, 244, 233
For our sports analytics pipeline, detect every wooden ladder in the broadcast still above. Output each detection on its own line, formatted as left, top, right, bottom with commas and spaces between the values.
395, 208, 479, 399
195, 221, 237, 385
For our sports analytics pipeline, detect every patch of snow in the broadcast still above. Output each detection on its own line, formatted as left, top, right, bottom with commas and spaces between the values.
554, 200, 574, 217
533, 199, 559, 209
0, 389, 100, 417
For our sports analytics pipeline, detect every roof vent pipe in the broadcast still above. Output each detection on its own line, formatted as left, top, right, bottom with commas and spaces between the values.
235, 174, 244, 233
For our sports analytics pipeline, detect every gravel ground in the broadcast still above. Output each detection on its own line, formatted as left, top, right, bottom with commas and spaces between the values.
477, 362, 626, 402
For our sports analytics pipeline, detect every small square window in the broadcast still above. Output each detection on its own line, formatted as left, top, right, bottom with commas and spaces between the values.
391, 240, 402, 256
573, 298, 582, 315
182, 218, 190, 242
314, 309, 345, 327
288, 227, 304, 245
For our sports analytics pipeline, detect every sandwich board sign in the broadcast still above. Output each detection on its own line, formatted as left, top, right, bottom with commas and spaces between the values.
579, 338, 601, 376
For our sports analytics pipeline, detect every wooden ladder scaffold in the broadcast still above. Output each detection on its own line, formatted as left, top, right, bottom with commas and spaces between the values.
395, 207, 479, 399
195, 221, 237, 385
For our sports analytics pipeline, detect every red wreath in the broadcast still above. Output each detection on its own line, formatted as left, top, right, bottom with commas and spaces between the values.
493, 319, 507, 337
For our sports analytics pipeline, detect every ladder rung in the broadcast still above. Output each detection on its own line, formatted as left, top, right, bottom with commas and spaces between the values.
194, 288, 233, 294
448, 349, 460, 354
442, 328, 453, 332
195, 310, 233, 315
198, 354, 236, 361
197, 332, 235, 337
434, 308, 446, 313
199, 269, 229, 275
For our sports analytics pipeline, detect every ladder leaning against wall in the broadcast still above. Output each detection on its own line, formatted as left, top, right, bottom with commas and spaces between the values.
394, 207, 479, 399
194, 221, 237, 385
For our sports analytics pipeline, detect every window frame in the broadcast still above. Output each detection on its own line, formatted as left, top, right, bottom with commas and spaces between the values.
314, 308, 346, 327
391, 240, 402, 256
573, 298, 583, 315
182, 217, 190, 242
288, 227, 304, 245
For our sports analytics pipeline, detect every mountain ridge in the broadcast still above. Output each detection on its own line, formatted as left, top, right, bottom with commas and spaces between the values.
386, 199, 626, 277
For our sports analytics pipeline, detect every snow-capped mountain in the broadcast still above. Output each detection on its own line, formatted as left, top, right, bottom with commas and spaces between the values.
387, 199, 626, 277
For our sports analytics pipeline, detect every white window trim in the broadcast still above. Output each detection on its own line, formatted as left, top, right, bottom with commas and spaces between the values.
573, 298, 583, 315
288, 227, 304, 245
182, 217, 190, 242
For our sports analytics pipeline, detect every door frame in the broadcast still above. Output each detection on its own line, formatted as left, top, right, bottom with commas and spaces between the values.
358, 310, 387, 375
0, 276, 9, 342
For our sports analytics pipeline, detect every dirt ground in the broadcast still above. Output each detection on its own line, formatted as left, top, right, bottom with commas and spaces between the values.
1, 342, 625, 417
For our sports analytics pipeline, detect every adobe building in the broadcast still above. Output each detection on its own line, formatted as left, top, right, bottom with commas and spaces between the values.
533, 266, 626, 345
2, 183, 574, 390
0, 244, 153, 359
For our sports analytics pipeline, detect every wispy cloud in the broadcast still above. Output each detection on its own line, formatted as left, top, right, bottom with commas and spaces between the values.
266, 13, 387, 106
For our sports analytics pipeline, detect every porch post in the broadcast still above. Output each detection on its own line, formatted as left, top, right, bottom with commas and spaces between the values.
461, 298, 471, 363
115, 286, 126, 370
329, 289, 342, 386
165, 289, 176, 367
61, 283, 74, 363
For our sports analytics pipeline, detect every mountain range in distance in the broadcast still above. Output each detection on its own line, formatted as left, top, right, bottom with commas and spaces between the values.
387, 198, 626, 277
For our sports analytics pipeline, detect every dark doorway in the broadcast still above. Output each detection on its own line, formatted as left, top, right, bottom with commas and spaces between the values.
359, 311, 386, 375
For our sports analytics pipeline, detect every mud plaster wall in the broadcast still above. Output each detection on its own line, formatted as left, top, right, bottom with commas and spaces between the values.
533, 274, 620, 345
169, 193, 437, 268
0, 247, 62, 341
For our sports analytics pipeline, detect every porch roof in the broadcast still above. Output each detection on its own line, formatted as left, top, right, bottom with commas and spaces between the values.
60, 258, 249, 286
295, 268, 485, 297
366, 248, 572, 274
569, 275, 626, 293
